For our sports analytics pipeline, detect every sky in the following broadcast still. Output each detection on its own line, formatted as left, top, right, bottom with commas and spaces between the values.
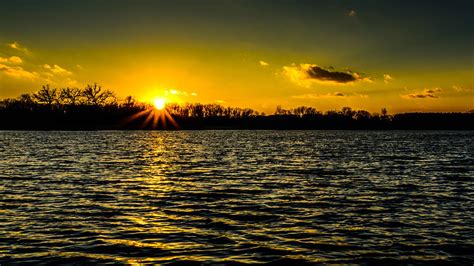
0, 0, 473, 114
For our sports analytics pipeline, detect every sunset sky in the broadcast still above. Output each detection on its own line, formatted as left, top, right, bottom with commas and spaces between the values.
0, 0, 472, 114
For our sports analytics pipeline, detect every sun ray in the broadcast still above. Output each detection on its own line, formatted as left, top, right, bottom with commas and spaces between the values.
124, 109, 150, 123
164, 111, 178, 128
123, 96, 178, 129
160, 112, 166, 128
142, 110, 155, 129
152, 110, 160, 128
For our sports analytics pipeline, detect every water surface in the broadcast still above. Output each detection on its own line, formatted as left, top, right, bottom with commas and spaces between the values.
1, 131, 473, 264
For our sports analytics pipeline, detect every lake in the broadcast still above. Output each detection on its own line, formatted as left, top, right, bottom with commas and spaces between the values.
1, 131, 473, 264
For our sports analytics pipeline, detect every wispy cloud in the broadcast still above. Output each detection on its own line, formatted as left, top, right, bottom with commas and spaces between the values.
0, 64, 39, 80
283, 63, 371, 87
8, 41, 29, 54
164, 89, 197, 97
452, 85, 471, 92
259, 60, 269, 66
0, 56, 22, 64
383, 74, 393, 83
38, 63, 80, 86
9, 56, 22, 64
292, 92, 368, 99
403, 88, 442, 99
43, 64, 72, 75
1, 42, 81, 86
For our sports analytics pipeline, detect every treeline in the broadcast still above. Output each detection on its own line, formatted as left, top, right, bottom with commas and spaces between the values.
1, 85, 473, 130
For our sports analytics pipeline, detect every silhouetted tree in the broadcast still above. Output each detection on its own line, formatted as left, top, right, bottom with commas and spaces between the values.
275, 105, 292, 115
34, 85, 58, 106
122, 95, 136, 107
293, 106, 307, 117
302, 107, 319, 116
191, 103, 204, 118
326, 110, 341, 116
342, 107, 355, 118
1, 85, 473, 130
19, 93, 35, 106
59, 87, 82, 105
355, 110, 371, 120
82, 83, 115, 105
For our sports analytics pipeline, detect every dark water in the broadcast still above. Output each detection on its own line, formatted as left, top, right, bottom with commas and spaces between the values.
1, 131, 473, 265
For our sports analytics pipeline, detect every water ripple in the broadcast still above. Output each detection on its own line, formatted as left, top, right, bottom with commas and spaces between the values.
1, 130, 473, 264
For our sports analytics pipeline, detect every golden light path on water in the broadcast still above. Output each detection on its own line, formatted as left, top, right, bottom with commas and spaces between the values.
0, 131, 472, 264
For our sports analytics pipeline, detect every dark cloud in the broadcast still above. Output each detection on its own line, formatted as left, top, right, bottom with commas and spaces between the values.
306, 65, 358, 83
292, 92, 368, 99
404, 88, 442, 99
424, 88, 442, 94
408, 94, 438, 98
283, 64, 370, 86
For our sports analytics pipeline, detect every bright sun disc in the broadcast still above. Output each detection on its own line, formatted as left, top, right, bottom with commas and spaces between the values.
153, 98, 166, 110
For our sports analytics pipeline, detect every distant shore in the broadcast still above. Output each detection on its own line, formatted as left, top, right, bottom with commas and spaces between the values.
1, 110, 473, 130
2, 85, 473, 130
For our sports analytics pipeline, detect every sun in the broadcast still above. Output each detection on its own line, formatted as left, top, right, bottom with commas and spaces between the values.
124, 96, 177, 129
153, 98, 166, 110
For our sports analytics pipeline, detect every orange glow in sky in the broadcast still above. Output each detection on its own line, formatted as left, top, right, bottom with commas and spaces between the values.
0, 1, 472, 113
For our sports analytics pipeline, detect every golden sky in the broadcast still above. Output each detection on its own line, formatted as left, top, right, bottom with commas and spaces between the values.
0, 0, 473, 114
